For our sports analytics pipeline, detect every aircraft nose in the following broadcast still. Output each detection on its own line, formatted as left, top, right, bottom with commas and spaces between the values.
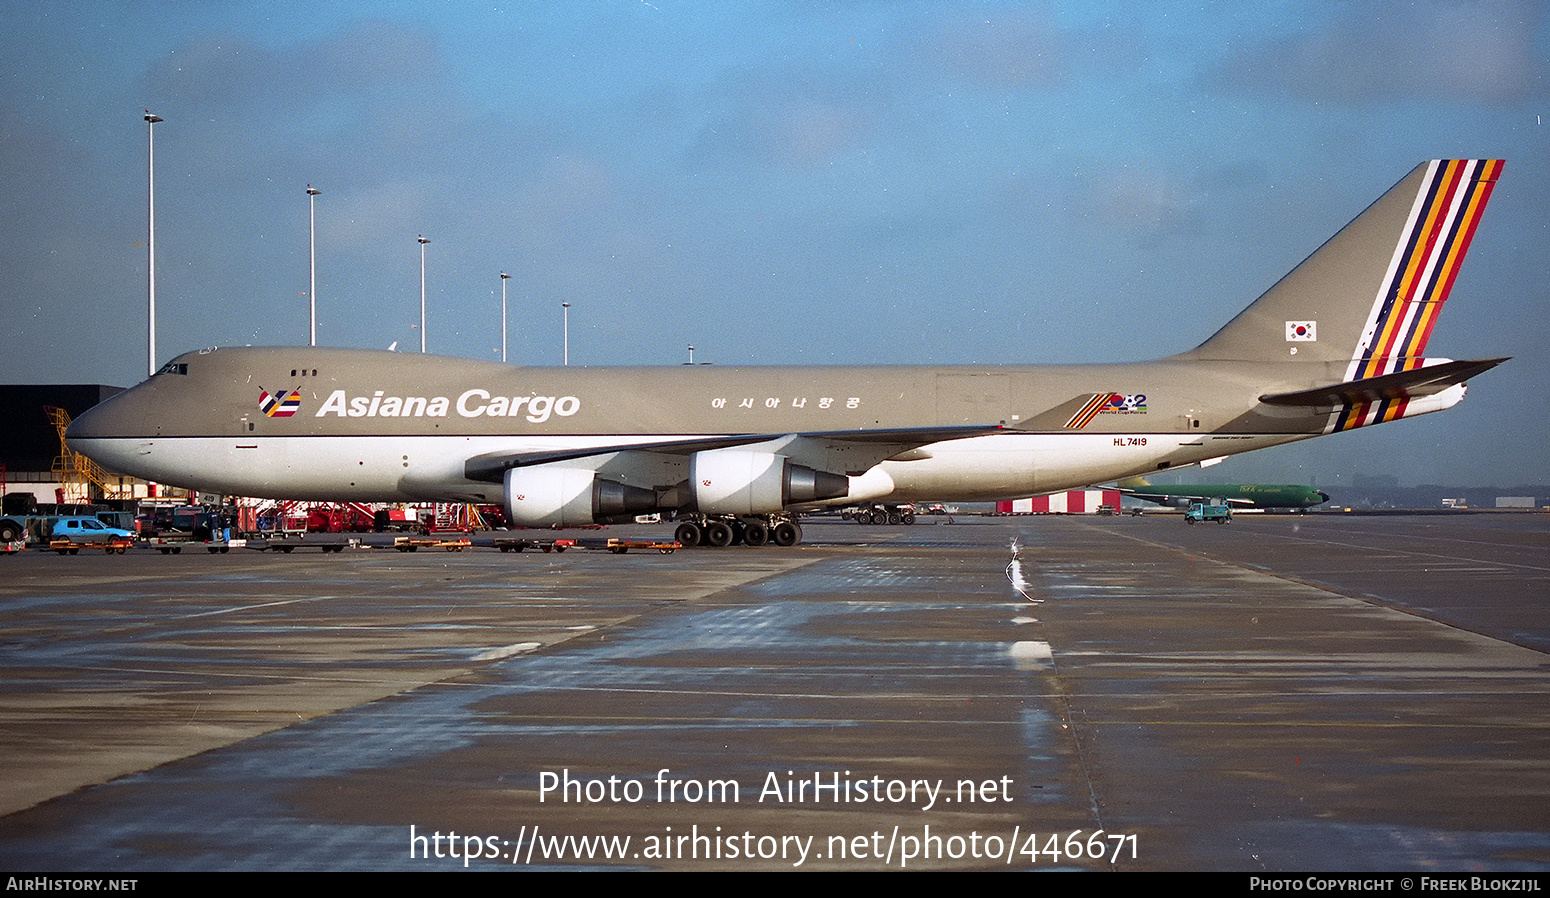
64, 385, 163, 480
64, 383, 155, 447
64, 396, 118, 445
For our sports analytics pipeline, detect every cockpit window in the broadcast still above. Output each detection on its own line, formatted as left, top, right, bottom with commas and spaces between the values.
155, 362, 188, 375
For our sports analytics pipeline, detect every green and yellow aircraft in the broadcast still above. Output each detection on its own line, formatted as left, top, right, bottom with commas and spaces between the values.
1115, 477, 1330, 510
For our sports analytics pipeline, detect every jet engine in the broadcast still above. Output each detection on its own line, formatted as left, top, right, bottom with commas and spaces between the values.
687, 449, 848, 515
504, 466, 658, 527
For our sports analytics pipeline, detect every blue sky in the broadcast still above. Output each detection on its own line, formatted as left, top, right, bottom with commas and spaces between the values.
2, 1, 1545, 487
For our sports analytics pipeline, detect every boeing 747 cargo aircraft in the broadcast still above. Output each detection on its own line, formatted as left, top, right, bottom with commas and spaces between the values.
67, 160, 1506, 547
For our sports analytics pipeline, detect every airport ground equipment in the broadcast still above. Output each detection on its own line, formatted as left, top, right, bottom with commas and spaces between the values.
51, 516, 136, 544
1185, 502, 1232, 524
587, 538, 680, 555
393, 536, 471, 552
244, 537, 358, 553
48, 536, 134, 555
492, 536, 574, 553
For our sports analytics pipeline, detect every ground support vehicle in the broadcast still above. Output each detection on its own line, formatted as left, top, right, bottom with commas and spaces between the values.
492, 537, 574, 553
204, 536, 247, 554
144, 535, 192, 554
48, 536, 135, 555
0, 517, 27, 543
245, 537, 357, 554
583, 538, 680, 555
1185, 502, 1233, 524
394, 536, 472, 552
47, 516, 137, 551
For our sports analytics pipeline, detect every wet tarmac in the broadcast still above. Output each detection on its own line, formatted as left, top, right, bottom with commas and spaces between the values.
0, 513, 1546, 871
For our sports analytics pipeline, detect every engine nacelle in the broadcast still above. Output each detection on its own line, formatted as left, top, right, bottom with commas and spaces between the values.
688, 449, 848, 515
504, 466, 658, 527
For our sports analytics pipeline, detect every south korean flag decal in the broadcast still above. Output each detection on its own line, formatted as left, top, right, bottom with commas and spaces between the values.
1285, 321, 1317, 342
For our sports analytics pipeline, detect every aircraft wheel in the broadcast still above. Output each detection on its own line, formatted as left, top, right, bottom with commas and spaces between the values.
742, 521, 769, 547
770, 521, 800, 547
887, 512, 901, 525
902, 513, 915, 525
674, 522, 702, 547
703, 520, 734, 548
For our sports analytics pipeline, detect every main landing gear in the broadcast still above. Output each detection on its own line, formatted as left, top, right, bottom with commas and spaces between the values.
673, 515, 804, 548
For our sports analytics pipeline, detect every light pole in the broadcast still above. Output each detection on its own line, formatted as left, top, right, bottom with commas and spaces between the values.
418, 235, 430, 353
561, 301, 571, 366
499, 272, 511, 364
144, 111, 162, 378
307, 186, 320, 346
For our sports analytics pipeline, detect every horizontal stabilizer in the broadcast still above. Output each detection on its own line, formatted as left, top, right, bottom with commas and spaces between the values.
1258, 357, 1507, 407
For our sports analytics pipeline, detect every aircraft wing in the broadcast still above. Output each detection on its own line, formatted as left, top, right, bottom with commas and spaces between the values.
1259, 358, 1508, 407
1111, 486, 1254, 507
463, 424, 1005, 484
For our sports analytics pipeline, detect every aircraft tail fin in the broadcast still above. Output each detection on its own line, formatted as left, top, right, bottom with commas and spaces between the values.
1179, 159, 1502, 374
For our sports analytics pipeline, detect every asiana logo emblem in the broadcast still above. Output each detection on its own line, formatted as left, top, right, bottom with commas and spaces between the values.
259, 388, 302, 418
